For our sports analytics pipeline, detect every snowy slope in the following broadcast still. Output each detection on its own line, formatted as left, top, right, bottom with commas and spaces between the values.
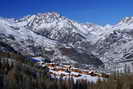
1, 12, 133, 69
0, 13, 103, 68
95, 17, 133, 64
0, 18, 57, 55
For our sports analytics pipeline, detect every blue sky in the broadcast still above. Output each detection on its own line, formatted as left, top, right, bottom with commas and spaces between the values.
0, 0, 133, 25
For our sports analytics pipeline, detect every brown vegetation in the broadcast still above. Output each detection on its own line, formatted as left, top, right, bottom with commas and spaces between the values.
1, 52, 133, 89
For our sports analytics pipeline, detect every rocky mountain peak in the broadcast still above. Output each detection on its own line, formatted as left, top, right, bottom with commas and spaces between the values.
38, 12, 61, 17
15, 12, 66, 28
119, 17, 133, 25
1, 12, 133, 70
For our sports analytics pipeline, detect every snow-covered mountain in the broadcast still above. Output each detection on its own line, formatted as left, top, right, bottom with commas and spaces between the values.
0, 12, 103, 68
1, 12, 133, 69
95, 17, 133, 63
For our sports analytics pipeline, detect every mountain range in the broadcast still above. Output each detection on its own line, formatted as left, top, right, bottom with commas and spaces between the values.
1, 12, 133, 69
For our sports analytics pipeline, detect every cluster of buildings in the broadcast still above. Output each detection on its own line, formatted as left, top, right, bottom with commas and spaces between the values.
30, 56, 109, 81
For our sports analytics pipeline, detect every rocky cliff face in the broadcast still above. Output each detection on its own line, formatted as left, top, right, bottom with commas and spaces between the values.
95, 17, 133, 63
1, 12, 133, 68
0, 12, 103, 68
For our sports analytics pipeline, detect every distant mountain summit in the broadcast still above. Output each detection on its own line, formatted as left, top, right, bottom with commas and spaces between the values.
1, 12, 133, 69
119, 17, 133, 24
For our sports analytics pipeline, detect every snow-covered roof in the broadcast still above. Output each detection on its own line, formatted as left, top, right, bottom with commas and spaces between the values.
32, 56, 46, 62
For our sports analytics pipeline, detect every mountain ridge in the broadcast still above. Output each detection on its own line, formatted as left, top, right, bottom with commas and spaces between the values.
1, 12, 133, 69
